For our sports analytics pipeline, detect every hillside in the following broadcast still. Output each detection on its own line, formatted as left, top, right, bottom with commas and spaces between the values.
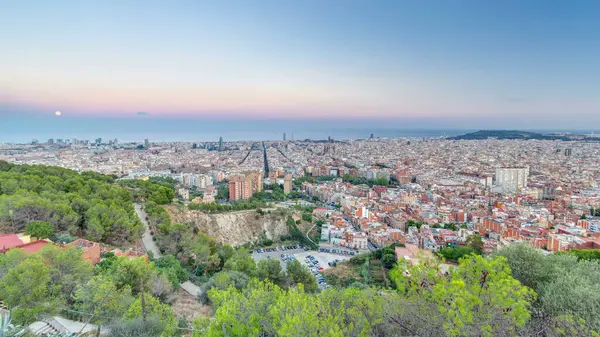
450, 129, 571, 140
164, 205, 289, 245
0, 161, 146, 245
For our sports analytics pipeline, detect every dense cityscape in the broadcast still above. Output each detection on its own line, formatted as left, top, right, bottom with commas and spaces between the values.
3, 0, 600, 335
2, 132, 600, 336
3, 134, 600, 255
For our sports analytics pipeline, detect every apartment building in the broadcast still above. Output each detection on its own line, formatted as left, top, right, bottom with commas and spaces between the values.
495, 167, 529, 193
228, 171, 264, 200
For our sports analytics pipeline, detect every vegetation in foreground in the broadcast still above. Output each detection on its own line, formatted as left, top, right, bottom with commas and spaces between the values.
196, 251, 600, 337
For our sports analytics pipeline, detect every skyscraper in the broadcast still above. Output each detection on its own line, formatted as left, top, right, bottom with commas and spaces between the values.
144, 139, 149, 148
218, 136, 223, 151
283, 133, 286, 141
564, 148, 572, 157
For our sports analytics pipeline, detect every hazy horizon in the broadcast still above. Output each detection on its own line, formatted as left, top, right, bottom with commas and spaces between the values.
2, 114, 600, 144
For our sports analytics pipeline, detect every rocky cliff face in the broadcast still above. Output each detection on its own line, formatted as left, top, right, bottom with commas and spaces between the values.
164, 206, 289, 246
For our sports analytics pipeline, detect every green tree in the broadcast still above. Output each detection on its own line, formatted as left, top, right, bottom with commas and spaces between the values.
0, 249, 27, 279
106, 317, 165, 337
257, 258, 286, 287
389, 255, 535, 337
465, 234, 484, 254
216, 244, 234, 265
438, 246, 476, 262
106, 257, 157, 295
493, 243, 550, 290
286, 259, 318, 293
538, 260, 600, 332
154, 255, 188, 288
124, 294, 177, 336
196, 280, 386, 337
0, 164, 141, 245
73, 275, 134, 325
381, 253, 398, 269
223, 248, 257, 277
40, 245, 93, 296
0, 255, 58, 323
24, 221, 54, 240
559, 249, 600, 261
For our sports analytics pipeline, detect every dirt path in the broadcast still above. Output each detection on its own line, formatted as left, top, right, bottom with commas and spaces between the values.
134, 204, 203, 298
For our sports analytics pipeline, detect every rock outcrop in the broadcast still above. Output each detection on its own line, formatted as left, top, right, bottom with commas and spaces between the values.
164, 206, 289, 246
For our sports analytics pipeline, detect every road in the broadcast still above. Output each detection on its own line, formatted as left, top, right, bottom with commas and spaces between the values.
306, 223, 317, 246
134, 204, 202, 298
134, 204, 161, 258
238, 142, 258, 165
262, 141, 269, 178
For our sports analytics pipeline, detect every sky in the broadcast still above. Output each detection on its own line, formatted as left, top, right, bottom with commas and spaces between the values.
1, 0, 600, 138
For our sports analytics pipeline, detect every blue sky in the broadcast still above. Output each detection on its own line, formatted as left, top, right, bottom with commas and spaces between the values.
1, 0, 600, 131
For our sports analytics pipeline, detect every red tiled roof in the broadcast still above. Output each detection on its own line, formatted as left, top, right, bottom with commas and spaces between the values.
16, 240, 51, 254
0, 234, 24, 250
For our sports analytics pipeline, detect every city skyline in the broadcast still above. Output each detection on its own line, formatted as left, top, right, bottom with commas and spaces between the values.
2, 1, 600, 128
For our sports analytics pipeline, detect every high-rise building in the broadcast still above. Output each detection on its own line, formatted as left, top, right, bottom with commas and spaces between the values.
564, 148, 572, 156
283, 174, 293, 194
144, 139, 149, 148
495, 167, 529, 193
228, 171, 264, 200
283, 133, 286, 141
48, 138, 55, 145
218, 137, 223, 151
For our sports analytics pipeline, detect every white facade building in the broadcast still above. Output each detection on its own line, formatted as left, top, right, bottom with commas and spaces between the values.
495, 167, 529, 193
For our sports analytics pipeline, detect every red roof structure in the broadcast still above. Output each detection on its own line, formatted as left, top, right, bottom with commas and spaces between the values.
0, 234, 24, 251
15, 240, 51, 254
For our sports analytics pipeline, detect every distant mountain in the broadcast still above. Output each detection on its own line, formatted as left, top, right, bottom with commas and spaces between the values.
449, 130, 573, 141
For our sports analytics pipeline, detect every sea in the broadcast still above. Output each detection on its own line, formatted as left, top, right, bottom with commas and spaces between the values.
1, 116, 598, 144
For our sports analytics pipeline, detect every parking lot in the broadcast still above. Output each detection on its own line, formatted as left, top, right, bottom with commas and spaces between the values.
295, 251, 350, 290
295, 251, 350, 271
251, 246, 307, 270
251, 246, 352, 290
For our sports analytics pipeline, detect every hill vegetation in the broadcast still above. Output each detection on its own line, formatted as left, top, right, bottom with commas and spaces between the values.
0, 161, 145, 244
449, 129, 585, 141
